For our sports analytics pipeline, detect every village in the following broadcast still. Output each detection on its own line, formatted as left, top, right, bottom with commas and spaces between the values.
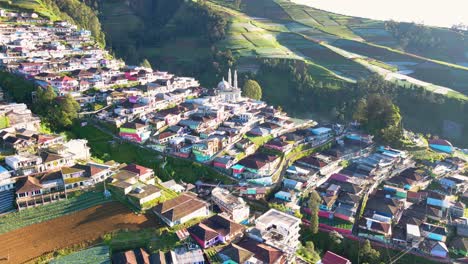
0, 9, 467, 264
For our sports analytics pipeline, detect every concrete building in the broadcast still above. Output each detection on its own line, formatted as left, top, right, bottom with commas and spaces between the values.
211, 187, 250, 223
249, 209, 301, 259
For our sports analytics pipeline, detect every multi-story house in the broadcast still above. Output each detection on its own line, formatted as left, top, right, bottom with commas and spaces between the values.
211, 187, 250, 223
249, 209, 301, 259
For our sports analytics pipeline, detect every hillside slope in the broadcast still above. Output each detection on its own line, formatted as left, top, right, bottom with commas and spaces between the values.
2, 0, 467, 145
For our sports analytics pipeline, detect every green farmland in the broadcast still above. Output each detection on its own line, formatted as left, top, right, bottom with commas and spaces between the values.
0, 191, 111, 234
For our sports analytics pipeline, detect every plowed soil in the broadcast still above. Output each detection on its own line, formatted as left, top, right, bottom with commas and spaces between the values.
0, 202, 156, 263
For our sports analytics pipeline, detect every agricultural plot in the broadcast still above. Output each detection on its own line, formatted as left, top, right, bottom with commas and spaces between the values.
51, 246, 110, 264
0, 0, 60, 19
332, 39, 468, 95
277, 34, 372, 80
409, 64, 468, 95
0, 202, 155, 264
0, 191, 111, 235
241, 0, 291, 21
332, 39, 422, 63
274, 0, 361, 40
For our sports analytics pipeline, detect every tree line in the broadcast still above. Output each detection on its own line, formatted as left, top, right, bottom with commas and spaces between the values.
0, 73, 80, 131
254, 58, 468, 146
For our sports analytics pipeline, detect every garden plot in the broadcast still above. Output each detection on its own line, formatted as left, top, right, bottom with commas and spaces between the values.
51, 246, 110, 264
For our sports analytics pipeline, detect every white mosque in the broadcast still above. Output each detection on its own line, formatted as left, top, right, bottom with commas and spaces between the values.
216, 68, 242, 103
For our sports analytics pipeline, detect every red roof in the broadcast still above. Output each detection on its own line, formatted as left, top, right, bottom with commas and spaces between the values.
330, 173, 349, 183
321, 251, 350, 264
122, 164, 152, 176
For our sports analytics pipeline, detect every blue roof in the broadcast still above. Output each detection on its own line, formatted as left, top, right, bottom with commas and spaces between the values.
0, 166, 8, 173
283, 178, 299, 185
232, 164, 244, 170
310, 127, 331, 135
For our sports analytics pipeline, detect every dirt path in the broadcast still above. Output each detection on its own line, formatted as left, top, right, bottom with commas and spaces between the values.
0, 202, 157, 264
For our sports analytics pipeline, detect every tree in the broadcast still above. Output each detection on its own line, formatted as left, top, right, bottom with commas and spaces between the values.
34, 86, 56, 116
242, 79, 262, 100
353, 94, 402, 144
359, 240, 380, 263
308, 190, 321, 234
57, 94, 80, 127
140, 58, 152, 69
328, 231, 344, 253
297, 241, 320, 262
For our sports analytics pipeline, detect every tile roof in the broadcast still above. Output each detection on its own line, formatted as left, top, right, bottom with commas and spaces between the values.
153, 193, 208, 222
122, 164, 152, 176
236, 238, 285, 264
15, 176, 42, 193
321, 251, 350, 264
219, 244, 254, 263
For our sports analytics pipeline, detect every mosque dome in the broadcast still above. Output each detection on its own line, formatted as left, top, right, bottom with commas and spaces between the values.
217, 79, 231, 91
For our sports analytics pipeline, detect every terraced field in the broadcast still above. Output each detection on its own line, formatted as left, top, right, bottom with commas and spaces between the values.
211, 0, 468, 97
0, 202, 155, 263
0, 191, 111, 234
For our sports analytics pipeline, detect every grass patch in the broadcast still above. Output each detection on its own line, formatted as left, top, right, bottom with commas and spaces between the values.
245, 134, 274, 147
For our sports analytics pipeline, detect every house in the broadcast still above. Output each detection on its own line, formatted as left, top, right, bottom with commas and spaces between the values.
310, 127, 332, 139
296, 153, 339, 176
211, 187, 250, 223
250, 209, 301, 254
192, 138, 221, 162
359, 218, 392, 241
386, 167, 427, 190
234, 237, 286, 264
264, 138, 293, 154
119, 121, 151, 143
429, 139, 454, 153
121, 163, 154, 183
40, 151, 74, 172
426, 191, 450, 209
5, 154, 42, 175
153, 131, 177, 145
283, 178, 303, 191
153, 192, 209, 227
450, 237, 468, 257
188, 214, 245, 248
318, 251, 351, 264
15, 173, 66, 209
450, 202, 466, 218
160, 180, 185, 193
218, 243, 256, 264
421, 223, 447, 242
420, 239, 449, 258
213, 156, 237, 172
235, 153, 280, 180
61, 163, 112, 189
440, 174, 468, 194
274, 190, 297, 203
364, 195, 404, 220
112, 248, 150, 264
127, 184, 161, 208
49, 76, 79, 95
152, 246, 205, 264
